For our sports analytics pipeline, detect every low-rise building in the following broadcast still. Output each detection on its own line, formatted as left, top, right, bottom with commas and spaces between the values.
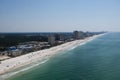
8, 49, 22, 57
0, 51, 8, 56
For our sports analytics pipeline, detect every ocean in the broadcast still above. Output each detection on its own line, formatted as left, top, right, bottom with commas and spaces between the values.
7, 32, 120, 80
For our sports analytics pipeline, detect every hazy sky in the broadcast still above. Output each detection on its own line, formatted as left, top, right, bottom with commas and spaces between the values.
0, 0, 120, 32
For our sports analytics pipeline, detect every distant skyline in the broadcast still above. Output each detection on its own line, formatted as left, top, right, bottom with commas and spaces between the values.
0, 0, 120, 32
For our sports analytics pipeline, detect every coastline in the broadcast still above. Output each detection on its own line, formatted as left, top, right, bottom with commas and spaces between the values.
0, 34, 105, 79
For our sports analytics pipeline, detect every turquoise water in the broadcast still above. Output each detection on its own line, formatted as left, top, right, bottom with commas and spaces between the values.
8, 33, 120, 80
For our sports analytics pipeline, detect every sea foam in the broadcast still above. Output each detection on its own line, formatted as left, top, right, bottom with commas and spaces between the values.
0, 59, 49, 80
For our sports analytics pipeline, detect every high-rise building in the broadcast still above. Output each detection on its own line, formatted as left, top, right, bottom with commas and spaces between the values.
73, 31, 84, 39
48, 35, 55, 45
86, 31, 90, 37
55, 33, 65, 41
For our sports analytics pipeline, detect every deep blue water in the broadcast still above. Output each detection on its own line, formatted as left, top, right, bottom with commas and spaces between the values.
8, 32, 120, 80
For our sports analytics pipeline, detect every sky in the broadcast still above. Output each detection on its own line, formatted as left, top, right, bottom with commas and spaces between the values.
0, 0, 120, 32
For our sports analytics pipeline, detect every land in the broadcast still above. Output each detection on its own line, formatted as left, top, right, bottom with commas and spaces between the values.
0, 33, 104, 76
0, 31, 105, 58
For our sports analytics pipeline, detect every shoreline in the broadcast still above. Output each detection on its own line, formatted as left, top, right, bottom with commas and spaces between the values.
0, 34, 105, 79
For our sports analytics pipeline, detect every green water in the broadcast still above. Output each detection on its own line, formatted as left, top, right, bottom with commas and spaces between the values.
8, 33, 120, 80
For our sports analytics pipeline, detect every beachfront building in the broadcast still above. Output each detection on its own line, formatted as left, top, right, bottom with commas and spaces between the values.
86, 31, 90, 37
39, 42, 50, 49
8, 49, 22, 57
59, 34, 65, 41
73, 31, 84, 39
0, 41, 51, 57
48, 35, 55, 46
0, 51, 8, 56
17, 44, 35, 54
55, 33, 65, 41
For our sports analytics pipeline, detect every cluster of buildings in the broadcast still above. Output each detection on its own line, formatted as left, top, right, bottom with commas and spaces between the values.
0, 41, 50, 57
48, 33, 73, 46
0, 31, 103, 59
73, 31, 95, 39
45, 31, 92, 46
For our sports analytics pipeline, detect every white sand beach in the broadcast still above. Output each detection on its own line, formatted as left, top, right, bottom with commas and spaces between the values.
0, 34, 104, 76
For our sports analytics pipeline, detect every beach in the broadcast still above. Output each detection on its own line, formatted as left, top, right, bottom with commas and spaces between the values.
0, 34, 104, 78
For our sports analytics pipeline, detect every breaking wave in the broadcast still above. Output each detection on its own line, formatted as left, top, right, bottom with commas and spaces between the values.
0, 59, 49, 80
